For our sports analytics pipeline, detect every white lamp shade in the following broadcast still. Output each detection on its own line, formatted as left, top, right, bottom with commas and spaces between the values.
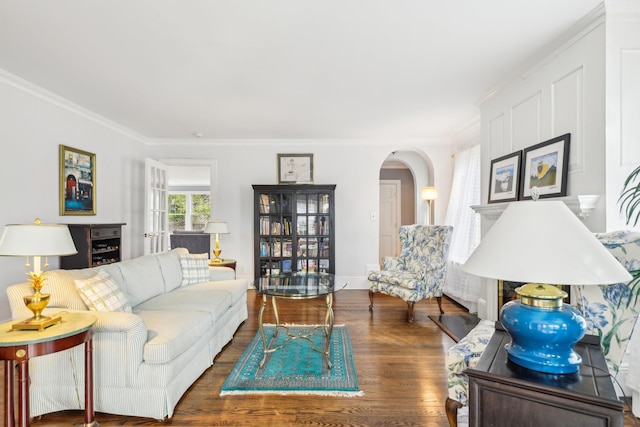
203, 221, 229, 235
0, 223, 77, 256
462, 200, 632, 285
421, 186, 438, 201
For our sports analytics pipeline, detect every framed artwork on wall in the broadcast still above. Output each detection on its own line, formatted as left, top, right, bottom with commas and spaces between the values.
519, 134, 571, 200
59, 145, 96, 215
277, 153, 314, 184
488, 151, 522, 203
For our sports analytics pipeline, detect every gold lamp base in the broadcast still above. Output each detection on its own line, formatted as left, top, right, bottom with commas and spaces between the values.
210, 247, 223, 265
13, 272, 62, 331
12, 314, 62, 332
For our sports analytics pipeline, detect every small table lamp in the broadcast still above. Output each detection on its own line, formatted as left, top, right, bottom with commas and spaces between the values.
204, 221, 229, 266
0, 219, 77, 331
421, 186, 438, 225
462, 200, 631, 374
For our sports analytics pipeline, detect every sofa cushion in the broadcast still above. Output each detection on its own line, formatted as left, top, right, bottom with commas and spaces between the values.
136, 309, 212, 364
117, 254, 166, 306
74, 270, 132, 313
178, 279, 248, 306
156, 248, 186, 292
179, 253, 210, 286
43, 270, 88, 310
135, 287, 232, 320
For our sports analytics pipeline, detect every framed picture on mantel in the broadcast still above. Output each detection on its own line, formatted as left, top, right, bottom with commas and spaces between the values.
488, 151, 522, 204
520, 133, 570, 200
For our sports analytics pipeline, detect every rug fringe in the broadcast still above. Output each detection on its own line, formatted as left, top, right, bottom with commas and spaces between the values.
220, 390, 364, 397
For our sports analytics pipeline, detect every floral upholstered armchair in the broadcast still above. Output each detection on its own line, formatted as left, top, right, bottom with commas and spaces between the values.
368, 224, 453, 322
575, 230, 640, 399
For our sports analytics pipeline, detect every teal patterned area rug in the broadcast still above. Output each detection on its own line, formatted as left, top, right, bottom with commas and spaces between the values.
220, 324, 362, 396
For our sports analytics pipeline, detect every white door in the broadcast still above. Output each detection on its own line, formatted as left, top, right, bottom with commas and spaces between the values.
144, 159, 169, 255
379, 180, 401, 263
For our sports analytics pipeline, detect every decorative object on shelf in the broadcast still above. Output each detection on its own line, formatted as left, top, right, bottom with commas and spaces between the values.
421, 186, 438, 225
59, 145, 96, 215
519, 133, 570, 200
0, 218, 77, 330
277, 153, 314, 184
488, 151, 521, 203
204, 220, 229, 265
619, 164, 640, 226
462, 198, 631, 374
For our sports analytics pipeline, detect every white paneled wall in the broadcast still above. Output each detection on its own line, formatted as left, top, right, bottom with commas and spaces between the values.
477, 9, 607, 320
605, 6, 640, 231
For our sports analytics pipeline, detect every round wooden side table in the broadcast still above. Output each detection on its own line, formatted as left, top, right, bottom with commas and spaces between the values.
209, 258, 236, 270
0, 312, 98, 427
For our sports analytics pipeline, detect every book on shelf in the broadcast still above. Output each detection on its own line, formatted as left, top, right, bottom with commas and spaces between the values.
260, 217, 270, 235
282, 240, 292, 257
259, 194, 270, 214
271, 221, 282, 235
272, 241, 281, 257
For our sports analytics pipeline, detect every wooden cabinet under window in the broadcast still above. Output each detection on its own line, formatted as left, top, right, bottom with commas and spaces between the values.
61, 223, 125, 269
253, 185, 335, 279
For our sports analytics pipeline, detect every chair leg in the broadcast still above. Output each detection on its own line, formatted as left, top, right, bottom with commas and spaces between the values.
406, 301, 415, 322
445, 397, 462, 427
436, 296, 444, 314
368, 290, 374, 310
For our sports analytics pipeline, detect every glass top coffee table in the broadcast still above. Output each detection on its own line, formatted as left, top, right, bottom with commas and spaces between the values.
252, 272, 347, 369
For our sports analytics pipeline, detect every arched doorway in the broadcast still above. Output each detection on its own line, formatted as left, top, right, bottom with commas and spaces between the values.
378, 150, 434, 263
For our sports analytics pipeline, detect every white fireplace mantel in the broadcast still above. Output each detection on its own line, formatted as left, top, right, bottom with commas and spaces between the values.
471, 195, 600, 221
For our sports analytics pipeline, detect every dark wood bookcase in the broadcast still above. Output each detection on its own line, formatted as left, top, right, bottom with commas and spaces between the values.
61, 223, 125, 269
252, 184, 335, 279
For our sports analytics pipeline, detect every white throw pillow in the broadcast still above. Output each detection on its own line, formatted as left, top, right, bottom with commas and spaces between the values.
75, 270, 132, 312
179, 253, 210, 286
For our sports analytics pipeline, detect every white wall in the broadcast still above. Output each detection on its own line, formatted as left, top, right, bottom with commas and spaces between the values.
481, 12, 607, 232
0, 71, 148, 321
0, 68, 455, 321
605, 2, 640, 230
149, 141, 454, 285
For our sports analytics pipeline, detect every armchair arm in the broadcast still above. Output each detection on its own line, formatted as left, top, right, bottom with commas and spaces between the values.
382, 256, 404, 271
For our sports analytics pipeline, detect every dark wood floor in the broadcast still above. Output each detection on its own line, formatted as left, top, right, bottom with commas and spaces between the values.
3, 290, 638, 426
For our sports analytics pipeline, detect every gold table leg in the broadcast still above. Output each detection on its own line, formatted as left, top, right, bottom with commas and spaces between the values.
258, 294, 268, 368
324, 293, 334, 369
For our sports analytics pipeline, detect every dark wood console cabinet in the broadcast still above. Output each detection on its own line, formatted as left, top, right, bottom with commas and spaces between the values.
61, 223, 125, 269
467, 327, 624, 427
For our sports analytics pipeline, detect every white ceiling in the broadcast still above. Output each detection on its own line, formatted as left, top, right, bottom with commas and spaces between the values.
0, 0, 602, 141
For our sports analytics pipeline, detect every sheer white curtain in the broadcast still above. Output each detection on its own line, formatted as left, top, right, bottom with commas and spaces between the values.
444, 144, 482, 305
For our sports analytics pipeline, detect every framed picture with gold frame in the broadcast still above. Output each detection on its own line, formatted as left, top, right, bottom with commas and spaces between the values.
59, 145, 96, 215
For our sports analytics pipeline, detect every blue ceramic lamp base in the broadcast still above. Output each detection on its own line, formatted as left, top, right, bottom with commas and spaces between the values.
500, 299, 587, 374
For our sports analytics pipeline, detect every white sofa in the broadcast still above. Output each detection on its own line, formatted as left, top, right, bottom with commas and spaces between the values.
6, 248, 248, 421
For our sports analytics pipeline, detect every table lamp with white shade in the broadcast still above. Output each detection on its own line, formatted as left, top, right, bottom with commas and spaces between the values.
204, 220, 229, 266
462, 199, 632, 374
0, 219, 77, 330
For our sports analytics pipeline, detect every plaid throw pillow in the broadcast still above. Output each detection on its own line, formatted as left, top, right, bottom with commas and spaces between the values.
75, 270, 132, 312
179, 253, 210, 286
